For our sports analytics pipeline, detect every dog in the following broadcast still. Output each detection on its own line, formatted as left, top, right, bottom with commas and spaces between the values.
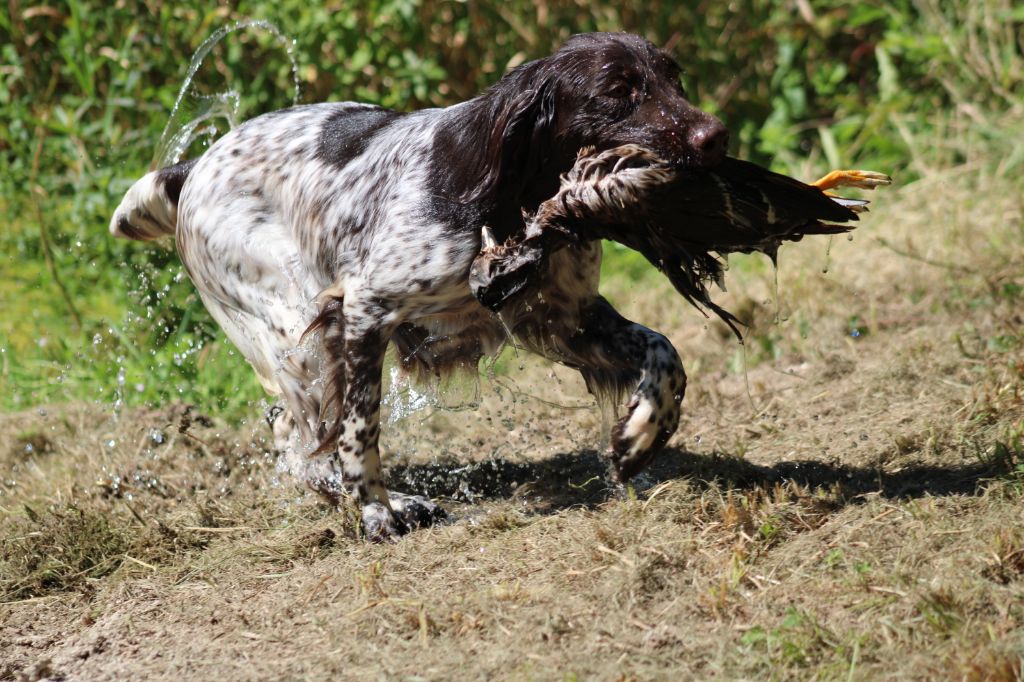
111, 32, 728, 541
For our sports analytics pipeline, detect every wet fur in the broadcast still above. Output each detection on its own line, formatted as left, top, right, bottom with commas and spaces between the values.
110, 32, 720, 541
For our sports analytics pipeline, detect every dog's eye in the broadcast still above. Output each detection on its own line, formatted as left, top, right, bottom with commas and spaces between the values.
607, 82, 632, 99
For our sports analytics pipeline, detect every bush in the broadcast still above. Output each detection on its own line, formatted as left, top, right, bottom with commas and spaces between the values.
1, 0, 1021, 415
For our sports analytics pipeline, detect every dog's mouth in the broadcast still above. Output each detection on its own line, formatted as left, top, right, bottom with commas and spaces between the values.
638, 119, 730, 170
588, 142, 722, 173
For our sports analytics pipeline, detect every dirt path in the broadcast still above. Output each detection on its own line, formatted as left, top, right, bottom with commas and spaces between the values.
2, 171, 1023, 680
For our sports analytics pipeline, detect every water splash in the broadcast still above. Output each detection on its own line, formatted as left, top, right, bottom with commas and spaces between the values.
383, 366, 432, 426
771, 252, 781, 325
153, 19, 301, 168
822, 235, 834, 274
597, 398, 617, 452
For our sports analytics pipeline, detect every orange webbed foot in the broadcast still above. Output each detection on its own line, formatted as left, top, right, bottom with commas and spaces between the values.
811, 169, 892, 192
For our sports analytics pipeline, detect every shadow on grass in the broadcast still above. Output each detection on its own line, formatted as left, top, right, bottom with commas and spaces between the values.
386, 446, 1022, 512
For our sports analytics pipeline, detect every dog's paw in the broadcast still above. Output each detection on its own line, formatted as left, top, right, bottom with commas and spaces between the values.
361, 501, 408, 543
388, 492, 447, 529
360, 494, 445, 542
610, 391, 681, 482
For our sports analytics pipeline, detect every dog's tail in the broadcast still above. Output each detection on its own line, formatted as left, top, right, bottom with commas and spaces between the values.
109, 159, 197, 241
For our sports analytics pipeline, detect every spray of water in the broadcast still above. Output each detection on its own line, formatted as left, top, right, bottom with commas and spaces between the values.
383, 366, 433, 426
822, 234, 834, 274
153, 19, 301, 168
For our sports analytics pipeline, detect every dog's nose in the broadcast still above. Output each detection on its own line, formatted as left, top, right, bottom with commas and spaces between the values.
689, 120, 729, 166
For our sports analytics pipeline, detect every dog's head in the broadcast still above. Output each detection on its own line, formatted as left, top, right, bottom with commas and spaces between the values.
465, 32, 728, 209
551, 33, 728, 168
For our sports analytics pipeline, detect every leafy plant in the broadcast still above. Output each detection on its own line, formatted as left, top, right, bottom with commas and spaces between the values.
1, 0, 1021, 416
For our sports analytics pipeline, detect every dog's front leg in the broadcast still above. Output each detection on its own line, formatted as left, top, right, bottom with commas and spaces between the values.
324, 307, 443, 541
533, 296, 687, 481
580, 298, 687, 481
602, 314, 687, 482
328, 319, 401, 541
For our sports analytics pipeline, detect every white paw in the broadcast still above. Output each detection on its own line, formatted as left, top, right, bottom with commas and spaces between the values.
361, 501, 405, 542
617, 395, 660, 457
388, 492, 447, 529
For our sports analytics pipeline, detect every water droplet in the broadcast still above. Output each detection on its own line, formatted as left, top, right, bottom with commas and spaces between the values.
155, 19, 301, 167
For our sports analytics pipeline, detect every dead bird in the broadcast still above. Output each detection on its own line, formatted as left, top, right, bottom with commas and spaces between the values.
470, 144, 890, 336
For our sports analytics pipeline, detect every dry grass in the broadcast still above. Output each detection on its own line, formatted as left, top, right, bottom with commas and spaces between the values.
2, 158, 1024, 679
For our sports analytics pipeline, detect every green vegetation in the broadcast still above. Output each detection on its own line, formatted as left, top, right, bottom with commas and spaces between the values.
4, 5, 1024, 677
2, 0, 1022, 416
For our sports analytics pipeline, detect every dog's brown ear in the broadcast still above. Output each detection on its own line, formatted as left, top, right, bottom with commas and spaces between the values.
467, 74, 559, 204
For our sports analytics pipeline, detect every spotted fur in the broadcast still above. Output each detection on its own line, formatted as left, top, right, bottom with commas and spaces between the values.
110, 32, 725, 541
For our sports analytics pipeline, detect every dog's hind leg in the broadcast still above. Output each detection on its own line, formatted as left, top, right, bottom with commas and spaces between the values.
193, 291, 342, 491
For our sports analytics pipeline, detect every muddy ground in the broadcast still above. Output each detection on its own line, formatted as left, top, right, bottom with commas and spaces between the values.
2, 168, 1023, 680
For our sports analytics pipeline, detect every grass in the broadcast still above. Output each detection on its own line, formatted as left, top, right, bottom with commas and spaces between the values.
3, 1, 1024, 677
3, 148, 1024, 677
